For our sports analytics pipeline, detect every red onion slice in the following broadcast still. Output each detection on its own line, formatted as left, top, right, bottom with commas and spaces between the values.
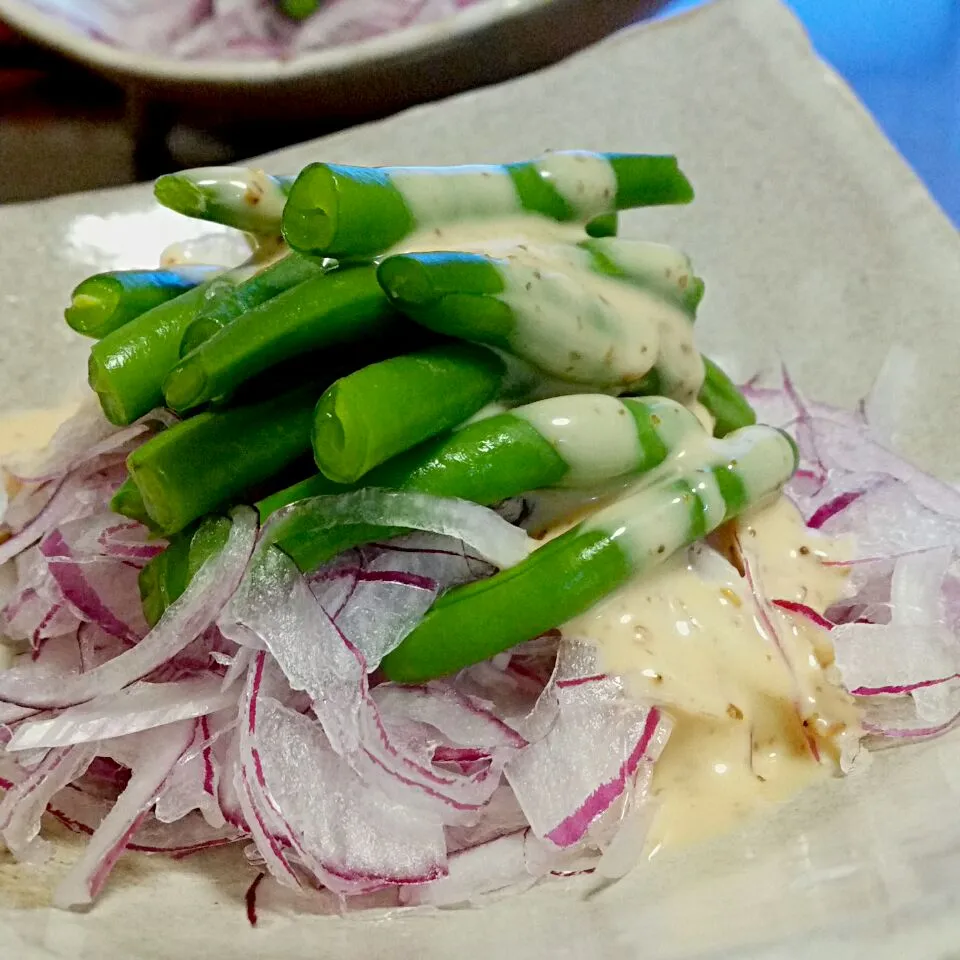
53, 721, 195, 908
0, 507, 256, 709
265, 489, 533, 571
6, 678, 239, 751
154, 712, 234, 829
245, 688, 448, 895
505, 640, 670, 850
401, 829, 532, 907
0, 743, 97, 860
40, 526, 146, 645
223, 545, 366, 756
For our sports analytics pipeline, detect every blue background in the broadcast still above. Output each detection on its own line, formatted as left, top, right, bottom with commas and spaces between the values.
660, 0, 960, 225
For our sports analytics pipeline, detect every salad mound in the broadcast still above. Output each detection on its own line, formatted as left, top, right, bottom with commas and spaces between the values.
1, 154, 958, 912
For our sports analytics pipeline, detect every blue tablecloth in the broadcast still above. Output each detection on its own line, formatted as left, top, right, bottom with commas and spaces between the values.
661, 0, 959, 225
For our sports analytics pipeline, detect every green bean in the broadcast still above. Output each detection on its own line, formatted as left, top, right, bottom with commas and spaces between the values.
376, 249, 700, 396
123, 382, 323, 535
631, 356, 756, 438
109, 476, 156, 529
282, 153, 692, 258
138, 529, 191, 628
578, 238, 704, 313
142, 393, 705, 623
267, 394, 702, 573
277, 0, 322, 18
161, 264, 403, 414
65, 266, 220, 339
697, 357, 757, 437
380, 425, 798, 682
88, 263, 256, 425
179, 253, 326, 357
154, 167, 294, 234
138, 516, 231, 627
312, 343, 506, 484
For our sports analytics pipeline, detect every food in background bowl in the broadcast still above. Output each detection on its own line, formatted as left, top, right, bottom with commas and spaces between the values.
16, 0, 489, 60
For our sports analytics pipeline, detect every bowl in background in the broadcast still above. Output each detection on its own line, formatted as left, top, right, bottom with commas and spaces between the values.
0, 0, 663, 122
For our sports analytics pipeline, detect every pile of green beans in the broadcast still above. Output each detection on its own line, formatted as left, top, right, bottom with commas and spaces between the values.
65, 151, 780, 681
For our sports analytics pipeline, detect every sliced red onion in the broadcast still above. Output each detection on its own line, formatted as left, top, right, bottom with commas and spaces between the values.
28, 0, 211, 55
1, 547, 79, 648
26, 0, 484, 61
310, 560, 439, 672
0, 507, 256, 709
222, 545, 365, 755
454, 656, 557, 744
401, 830, 532, 907
40, 525, 146, 645
6, 677, 239, 751
53, 721, 195, 908
523, 830, 601, 878
594, 765, 658, 880
372, 683, 527, 753
771, 599, 836, 631
0, 472, 105, 568
833, 548, 960, 727
95, 520, 165, 564
354, 699, 504, 825
0, 751, 23, 789
257, 697, 448, 894
445, 785, 530, 855
363, 533, 494, 588
861, 707, 960, 742
0, 743, 96, 861
266, 489, 533, 571
48, 781, 241, 855
238, 651, 448, 894
505, 640, 670, 849
155, 712, 234, 829
862, 345, 917, 450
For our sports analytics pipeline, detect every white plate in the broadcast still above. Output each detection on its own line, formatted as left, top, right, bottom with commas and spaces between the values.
2, 0, 960, 956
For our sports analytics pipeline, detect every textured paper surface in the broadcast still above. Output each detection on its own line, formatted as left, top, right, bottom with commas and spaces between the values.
2, 1, 960, 956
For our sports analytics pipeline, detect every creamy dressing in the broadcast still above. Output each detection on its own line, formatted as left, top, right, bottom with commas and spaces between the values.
198, 166, 288, 223
394, 215, 702, 400
388, 151, 619, 227
533, 150, 618, 221
390, 166, 521, 225
0, 405, 79, 463
513, 394, 702, 489
566, 496, 860, 851
498, 255, 694, 393
588, 238, 698, 307
514, 395, 642, 487
581, 427, 796, 566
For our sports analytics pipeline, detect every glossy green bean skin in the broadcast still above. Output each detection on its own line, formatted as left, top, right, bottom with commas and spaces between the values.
282, 153, 692, 258
162, 265, 404, 414
123, 382, 324, 535
88, 264, 255, 425
380, 425, 798, 683
311, 343, 506, 484
179, 253, 325, 357
66, 266, 219, 339
261, 394, 703, 577
697, 357, 757, 437
109, 477, 156, 529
